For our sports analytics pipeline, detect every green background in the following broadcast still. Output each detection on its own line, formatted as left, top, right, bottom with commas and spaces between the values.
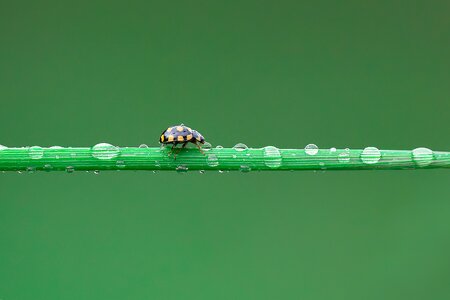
1, 1, 449, 299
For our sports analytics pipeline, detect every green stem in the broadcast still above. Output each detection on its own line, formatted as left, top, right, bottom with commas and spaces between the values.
0, 144, 448, 172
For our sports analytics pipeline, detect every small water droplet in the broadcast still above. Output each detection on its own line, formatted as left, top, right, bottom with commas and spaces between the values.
338, 152, 350, 163
176, 165, 188, 173
199, 170, 205, 174
345, 148, 350, 152
330, 147, 337, 152
207, 154, 219, 167
412, 147, 433, 166
66, 166, 75, 173
139, 144, 149, 148
17, 170, 23, 174
239, 165, 251, 173
263, 146, 282, 168
43, 164, 53, 172
215, 145, 223, 150
232, 154, 237, 159
202, 142, 212, 151
361, 147, 381, 164
305, 144, 318, 156
26, 166, 35, 174
93, 170, 100, 175
218, 170, 224, 173
92, 143, 119, 160
29, 146, 44, 159
233, 143, 248, 151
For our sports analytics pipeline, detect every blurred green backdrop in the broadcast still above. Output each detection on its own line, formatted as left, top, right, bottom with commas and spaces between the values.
0, 1, 449, 299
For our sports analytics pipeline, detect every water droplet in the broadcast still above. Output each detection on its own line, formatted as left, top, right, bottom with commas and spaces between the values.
338, 152, 350, 163
93, 170, 100, 175
202, 142, 212, 151
361, 147, 381, 164
263, 146, 282, 168
232, 154, 237, 159
233, 143, 248, 151
330, 147, 337, 152
43, 164, 53, 172
305, 144, 318, 156
116, 160, 126, 168
26, 167, 35, 174
412, 147, 433, 166
199, 170, 205, 174
345, 148, 350, 152
49, 146, 63, 149
155, 161, 161, 168
17, 170, 23, 174
66, 166, 75, 173
207, 154, 219, 167
176, 165, 188, 173
218, 170, 224, 173
92, 143, 119, 160
215, 145, 223, 150
152, 170, 157, 174
139, 144, 149, 148
239, 165, 251, 173
0, 145, 7, 151
29, 146, 44, 159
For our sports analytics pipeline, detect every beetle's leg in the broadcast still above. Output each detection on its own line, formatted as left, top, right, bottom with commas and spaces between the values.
195, 142, 205, 155
168, 143, 177, 157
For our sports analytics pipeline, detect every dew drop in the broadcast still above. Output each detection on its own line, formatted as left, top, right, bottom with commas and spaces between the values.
215, 145, 223, 150
207, 154, 219, 167
263, 146, 282, 168
360, 147, 381, 164
338, 152, 350, 163
26, 167, 35, 174
199, 170, 205, 174
92, 143, 119, 160
29, 146, 44, 159
176, 165, 188, 173
202, 142, 212, 151
233, 143, 248, 151
0, 145, 7, 151
93, 170, 100, 175
66, 166, 75, 173
218, 170, 224, 174
232, 154, 237, 159
139, 144, 149, 148
49, 146, 63, 149
412, 147, 434, 166
305, 144, 318, 156
239, 165, 251, 173
330, 147, 337, 152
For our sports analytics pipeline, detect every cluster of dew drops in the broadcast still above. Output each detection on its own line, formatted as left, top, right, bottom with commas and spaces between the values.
0, 142, 435, 174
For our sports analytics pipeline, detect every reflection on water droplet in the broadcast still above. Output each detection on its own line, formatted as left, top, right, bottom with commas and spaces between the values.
305, 144, 318, 155
92, 143, 119, 160
239, 165, 251, 173
233, 143, 248, 151
330, 147, 337, 152
66, 166, 75, 173
361, 147, 381, 164
29, 146, 44, 159
176, 165, 188, 173
207, 154, 219, 167
139, 144, 148, 148
412, 147, 433, 166
116, 160, 126, 168
338, 152, 350, 163
94, 170, 100, 175
202, 142, 212, 151
216, 145, 223, 150
199, 170, 205, 174
263, 146, 282, 168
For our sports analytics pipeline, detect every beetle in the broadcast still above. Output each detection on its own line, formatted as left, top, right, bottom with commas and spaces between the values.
159, 124, 206, 159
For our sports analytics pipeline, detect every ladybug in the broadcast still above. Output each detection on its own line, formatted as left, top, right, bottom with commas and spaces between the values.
160, 124, 206, 158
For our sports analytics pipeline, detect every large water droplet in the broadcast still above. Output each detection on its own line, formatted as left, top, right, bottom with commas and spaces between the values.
29, 146, 44, 159
305, 144, 318, 156
0, 145, 7, 151
412, 147, 433, 166
233, 143, 248, 151
338, 152, 350, 163
92, 143, 119, 160
176, 165, 188, 173
207, 154, 219, 167
202, 142, 212, 151
360, 147, 381, 164
263, 146, 282, 168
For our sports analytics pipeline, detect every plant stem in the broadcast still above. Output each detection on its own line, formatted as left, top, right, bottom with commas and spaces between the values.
0, 145, 448, 172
